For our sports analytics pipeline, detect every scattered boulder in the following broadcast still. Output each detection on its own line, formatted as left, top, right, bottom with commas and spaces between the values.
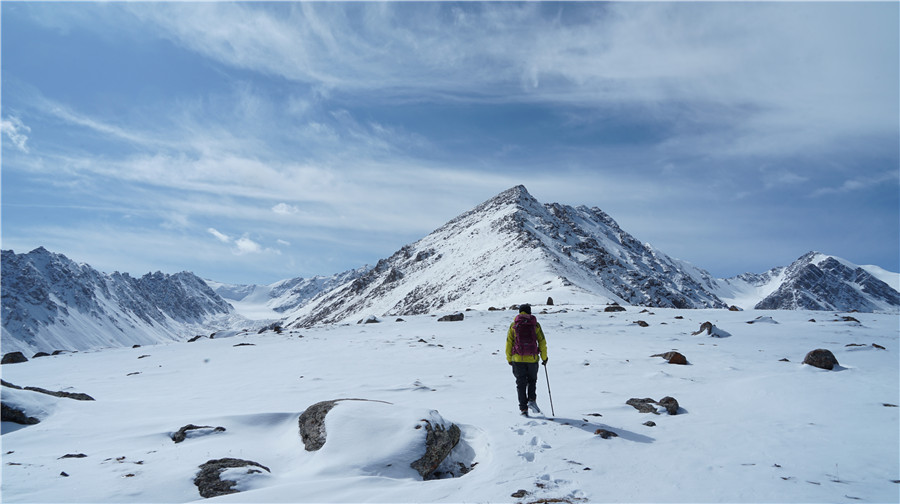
1, 352, 28, 365
410, 419, 461, 480
194, 458, 271, 499
643, 421, 657, 427
802, 349, 839, 370
651, 351, 688, 365
692, 321, 731, 338
627, 396, 680, 415
594, 429, 618, 439
171, 424, 227, 443
657, 396, 680, 415
634, 320, 650, 327
359, 316, 381, 324
728, 305, 742, 311
298, 400, 340, 451
438, 313, 464, 322
747, 316, 778, 324
547, 297, 554, 306
1, 403, 40, 425
626, 398, 658, 414
604, 304, 626, 313
33, 352, 51, 359
297, 399, 465, 481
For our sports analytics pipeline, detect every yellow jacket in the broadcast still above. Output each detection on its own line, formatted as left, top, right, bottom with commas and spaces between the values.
506, 317, 548, 363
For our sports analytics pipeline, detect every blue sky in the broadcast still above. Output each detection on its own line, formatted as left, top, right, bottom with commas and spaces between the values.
2, 2, 898, 285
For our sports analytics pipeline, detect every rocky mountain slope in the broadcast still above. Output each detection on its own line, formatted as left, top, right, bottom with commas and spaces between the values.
281, 186, 898, 327
281, 185, 729, 327
1, 247, 239, 355
716, 252, 900, 312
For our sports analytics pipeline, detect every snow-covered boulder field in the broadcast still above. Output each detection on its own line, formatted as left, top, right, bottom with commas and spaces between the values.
1, 306, 898, 502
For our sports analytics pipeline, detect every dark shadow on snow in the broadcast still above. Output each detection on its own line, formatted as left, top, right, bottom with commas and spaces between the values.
542, 416, 655, 444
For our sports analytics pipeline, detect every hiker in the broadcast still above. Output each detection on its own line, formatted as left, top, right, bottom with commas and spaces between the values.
506, 303, 548, 415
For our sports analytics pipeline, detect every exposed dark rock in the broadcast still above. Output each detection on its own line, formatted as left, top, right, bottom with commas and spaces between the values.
594, 429, 618, 439
651, 351, 688, 365
410, 419, 461, 480
692, 321, 731, 337
2, 352, 28, 365
729, 305, 742, 311
359, 316, 380, 324
604, 304, 626, 312
187, 335, 205, 343
194, 458, 270, 499
33, 352, 51, 359
657, 396, 680, 415
59, 453, 88, 459
643, 421, 657, 427
1, 403, 40, 425
634, 320, 650, 327
298, 400, 339, 451
627, 396, 679, 415
626, 398, 658, 414
2, 380, 94, 401
803, 349, 839, 370
26, 386, 94, 401
437, 313, 464, 322
172, 424, 227, 443
547, 297, 554, 306
511, 489, 530, 498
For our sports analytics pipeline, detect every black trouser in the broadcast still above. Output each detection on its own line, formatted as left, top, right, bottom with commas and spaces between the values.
511, 361, 539, 411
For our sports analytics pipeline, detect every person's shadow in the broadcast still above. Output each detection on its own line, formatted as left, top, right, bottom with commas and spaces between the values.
543, 416, 656, 444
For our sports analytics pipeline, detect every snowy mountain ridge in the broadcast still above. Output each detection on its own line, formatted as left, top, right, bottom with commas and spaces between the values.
281, 185, 730, 328
2, 187, 898, 353
280, 186, 898, 327
205, 266, 369, 321
1, 247, 241, 355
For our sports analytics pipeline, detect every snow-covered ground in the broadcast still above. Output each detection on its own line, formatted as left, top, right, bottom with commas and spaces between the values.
2, 306, 898, 503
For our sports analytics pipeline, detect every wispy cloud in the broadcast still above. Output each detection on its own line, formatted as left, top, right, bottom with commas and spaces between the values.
1, 116, 31, 153
208, 228, 231, 243
811, 171, 900, 198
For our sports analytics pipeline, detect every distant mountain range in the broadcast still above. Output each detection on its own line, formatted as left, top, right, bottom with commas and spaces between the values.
3, 186, 898, 352
1, 247, 241, 355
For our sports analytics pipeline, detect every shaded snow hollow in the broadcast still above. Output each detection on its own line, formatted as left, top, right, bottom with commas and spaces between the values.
2, 306, 898, 503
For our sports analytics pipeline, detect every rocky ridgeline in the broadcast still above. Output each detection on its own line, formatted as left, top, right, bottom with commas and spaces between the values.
1, 247, 234, 353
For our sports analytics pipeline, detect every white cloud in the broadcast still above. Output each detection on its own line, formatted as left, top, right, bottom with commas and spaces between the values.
234, 235, 262, 255
277, 239, 291, 246
208, 228, 231, 243
2, 116, 31, 153
272, 203, 299, 215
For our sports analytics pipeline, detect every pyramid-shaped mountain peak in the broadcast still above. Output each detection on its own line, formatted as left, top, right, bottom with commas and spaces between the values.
283, 188, 727, 327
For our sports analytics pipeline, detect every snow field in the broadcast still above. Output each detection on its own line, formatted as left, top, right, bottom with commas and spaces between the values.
2, 307, 898, 503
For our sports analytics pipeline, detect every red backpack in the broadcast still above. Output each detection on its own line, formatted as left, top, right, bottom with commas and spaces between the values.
512, 314, 539, 356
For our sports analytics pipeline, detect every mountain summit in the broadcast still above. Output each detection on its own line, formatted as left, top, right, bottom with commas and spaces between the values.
283, 185, 726, 327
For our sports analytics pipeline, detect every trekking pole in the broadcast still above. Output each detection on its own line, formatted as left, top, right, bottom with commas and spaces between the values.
543, 363, 556, 417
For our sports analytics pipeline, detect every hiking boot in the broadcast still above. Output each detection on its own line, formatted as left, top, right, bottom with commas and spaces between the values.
528, 400, 541, 414
520, 408, 529, 417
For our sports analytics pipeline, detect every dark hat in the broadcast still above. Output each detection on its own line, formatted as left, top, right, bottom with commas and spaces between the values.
518, 303, 531, 314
